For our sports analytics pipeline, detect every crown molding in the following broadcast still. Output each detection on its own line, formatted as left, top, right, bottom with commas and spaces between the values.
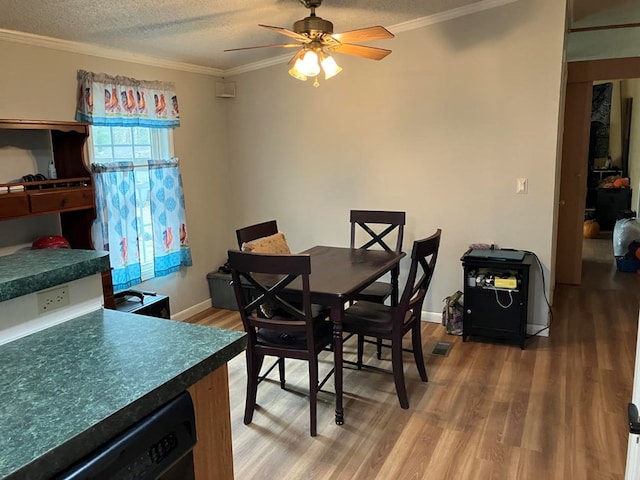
0, 28, 224, 77
223, 53, 295, 76
0, 0, 519, 78
390, 0, 520, 34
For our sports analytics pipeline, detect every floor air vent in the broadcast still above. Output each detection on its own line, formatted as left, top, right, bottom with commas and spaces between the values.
431, 341, 452, 357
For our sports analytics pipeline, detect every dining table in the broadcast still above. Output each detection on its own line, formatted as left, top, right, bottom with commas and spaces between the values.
290, 245, 406, 425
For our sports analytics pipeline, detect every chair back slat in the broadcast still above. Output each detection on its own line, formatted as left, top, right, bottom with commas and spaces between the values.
235, 220, 279, 248
395, 229, 442, 325
238, 271, 303, 320
350, 210, 405, 253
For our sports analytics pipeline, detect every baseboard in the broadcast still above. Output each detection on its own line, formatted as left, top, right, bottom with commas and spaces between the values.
174, 304, 551, 338
526, 323, 550, 337
423, 311, 441, 324
422, 310, 550, 337
173, 299, 212, 321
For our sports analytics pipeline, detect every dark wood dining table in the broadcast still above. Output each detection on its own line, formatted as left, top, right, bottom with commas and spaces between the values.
292, 245, 406, 425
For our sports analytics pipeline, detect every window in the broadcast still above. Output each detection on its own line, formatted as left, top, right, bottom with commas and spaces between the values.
89, 126, 173, 281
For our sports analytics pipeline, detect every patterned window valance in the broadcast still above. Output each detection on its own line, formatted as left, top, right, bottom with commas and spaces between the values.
75, 70, 180, 128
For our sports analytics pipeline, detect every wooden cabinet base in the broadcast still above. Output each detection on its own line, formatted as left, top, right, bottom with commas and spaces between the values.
187, 364, 234, 480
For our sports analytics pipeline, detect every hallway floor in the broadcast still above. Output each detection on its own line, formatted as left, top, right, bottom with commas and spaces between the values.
581, 231, 640, 291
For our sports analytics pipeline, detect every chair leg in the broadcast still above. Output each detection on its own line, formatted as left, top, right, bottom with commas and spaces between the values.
391, 336, 409, 409
376, 338, 383, 359
308, 356, 319, 437
412, 322, 428, 382
244, 351, 264, 425
357, 334, 365, 369
278, 357, 286, 389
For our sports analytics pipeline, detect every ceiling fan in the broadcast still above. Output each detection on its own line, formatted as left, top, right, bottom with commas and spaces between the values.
224, 0, 394, 87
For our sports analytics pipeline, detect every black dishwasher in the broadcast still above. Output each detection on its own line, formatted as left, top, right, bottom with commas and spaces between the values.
56, 391, 196, 480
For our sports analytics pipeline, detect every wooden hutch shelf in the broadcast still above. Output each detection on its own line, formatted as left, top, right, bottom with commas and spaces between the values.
0, 119, 115, 308
0, 177, 94, 220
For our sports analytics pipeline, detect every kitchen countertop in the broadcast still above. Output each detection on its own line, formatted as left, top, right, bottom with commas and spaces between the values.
0, 249, 110, 302
0, 308, 247, 479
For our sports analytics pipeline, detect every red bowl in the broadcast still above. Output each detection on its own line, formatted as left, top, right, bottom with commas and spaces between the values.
32, 235, 71, 249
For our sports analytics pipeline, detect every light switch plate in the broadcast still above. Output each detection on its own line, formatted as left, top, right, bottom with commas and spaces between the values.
516, 177, 528, 194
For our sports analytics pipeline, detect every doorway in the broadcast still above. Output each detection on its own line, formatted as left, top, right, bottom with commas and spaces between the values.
556, 57, 640, 286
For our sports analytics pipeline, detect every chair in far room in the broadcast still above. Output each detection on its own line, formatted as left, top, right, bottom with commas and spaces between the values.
227, 250, 334, 437
342, 229, 441, 409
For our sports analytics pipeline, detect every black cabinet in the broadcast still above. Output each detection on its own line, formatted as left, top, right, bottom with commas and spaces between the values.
596, 187, 632, 230
461, 251, 533, 349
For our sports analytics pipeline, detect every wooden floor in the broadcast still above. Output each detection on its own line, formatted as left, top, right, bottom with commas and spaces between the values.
186, 240, 639, 479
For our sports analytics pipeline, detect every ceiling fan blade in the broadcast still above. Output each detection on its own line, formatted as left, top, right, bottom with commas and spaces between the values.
332, 43, 392, 61
288, 49, 305, 66
331, 26, 394, 44
259, 24, 311, 43
224, 43, 301, 52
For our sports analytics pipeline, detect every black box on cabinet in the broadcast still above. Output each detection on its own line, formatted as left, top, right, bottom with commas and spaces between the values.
206, 271, 238, 310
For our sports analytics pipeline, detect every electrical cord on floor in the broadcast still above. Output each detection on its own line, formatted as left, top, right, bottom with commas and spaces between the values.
513, 249, 553, 339
527, 324, 550, 337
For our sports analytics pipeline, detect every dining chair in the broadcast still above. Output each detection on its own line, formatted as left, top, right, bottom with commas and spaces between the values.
350, 210, 406, 303
227, 249, 334, 437
342, 229, 441, 409
236, 219, 279, 248
350, 210, 406, 358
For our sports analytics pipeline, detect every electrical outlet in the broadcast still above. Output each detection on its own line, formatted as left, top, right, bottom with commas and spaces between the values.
37, 285, 70, 314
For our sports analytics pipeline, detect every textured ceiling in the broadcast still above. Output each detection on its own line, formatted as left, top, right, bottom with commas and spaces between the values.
0, 0, 636, 73
0, 0, 486, 71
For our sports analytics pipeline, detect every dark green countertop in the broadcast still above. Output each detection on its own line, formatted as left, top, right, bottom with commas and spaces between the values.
0, 249, 110, 302
0, 308, 247, 480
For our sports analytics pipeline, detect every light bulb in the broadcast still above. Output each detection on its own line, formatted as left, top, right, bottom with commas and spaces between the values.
298, 50, 320, 77
288, 64, 307, 81
320, 53, 342, 80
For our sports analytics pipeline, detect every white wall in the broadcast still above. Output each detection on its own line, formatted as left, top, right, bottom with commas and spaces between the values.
0, 274, 103, 346
225, 0, 567, 327
0, 40, 230, 315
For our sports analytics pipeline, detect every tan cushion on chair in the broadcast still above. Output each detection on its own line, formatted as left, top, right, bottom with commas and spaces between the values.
241, 232, 292, 318
242, 232, 292, 255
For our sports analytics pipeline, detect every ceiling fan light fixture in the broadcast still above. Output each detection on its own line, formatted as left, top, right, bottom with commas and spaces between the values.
226, 0, 393, 87
297, 50, 321, 77
320, 52, 342, 80
288, 64, 308, 81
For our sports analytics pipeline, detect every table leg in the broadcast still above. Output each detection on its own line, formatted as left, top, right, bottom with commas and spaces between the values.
391, 264, 400, 307
331, 302, 344, 425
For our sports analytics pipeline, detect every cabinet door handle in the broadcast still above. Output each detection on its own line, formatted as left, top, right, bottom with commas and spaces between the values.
466, 309, 471, 314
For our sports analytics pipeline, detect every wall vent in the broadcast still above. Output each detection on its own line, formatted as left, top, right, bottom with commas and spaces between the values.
215, 81, 236, 98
